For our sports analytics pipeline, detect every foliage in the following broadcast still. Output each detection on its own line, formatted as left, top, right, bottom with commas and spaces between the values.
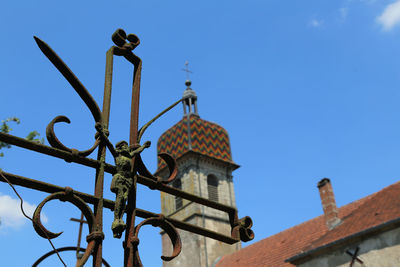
0, 117, 44, 157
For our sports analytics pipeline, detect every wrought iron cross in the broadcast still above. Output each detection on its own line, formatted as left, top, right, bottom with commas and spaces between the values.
346, 246, 363, 267
0, 29, 254, 266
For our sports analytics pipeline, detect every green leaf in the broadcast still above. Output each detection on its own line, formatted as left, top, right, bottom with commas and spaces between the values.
0, 117, 44, 157
26, 131, 44, 144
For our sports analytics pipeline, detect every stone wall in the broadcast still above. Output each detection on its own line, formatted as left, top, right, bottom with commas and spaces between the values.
299, 227, 400, 267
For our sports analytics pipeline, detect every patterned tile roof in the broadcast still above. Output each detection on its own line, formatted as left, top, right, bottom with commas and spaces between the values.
157, 114, 233, 169
216, 181, 400, 267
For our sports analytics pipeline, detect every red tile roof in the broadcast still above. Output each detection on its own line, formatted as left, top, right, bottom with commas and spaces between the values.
216, 181, 400, 267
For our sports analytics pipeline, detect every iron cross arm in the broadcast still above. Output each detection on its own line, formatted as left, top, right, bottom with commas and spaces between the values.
0, 29, 254, 267
0, 170, 253, 254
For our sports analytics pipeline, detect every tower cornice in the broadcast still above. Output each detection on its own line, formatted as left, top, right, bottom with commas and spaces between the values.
155, 150, 239, 177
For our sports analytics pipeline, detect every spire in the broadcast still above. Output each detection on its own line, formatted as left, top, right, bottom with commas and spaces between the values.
181, 61, 198, 117
182, 80, 198, 116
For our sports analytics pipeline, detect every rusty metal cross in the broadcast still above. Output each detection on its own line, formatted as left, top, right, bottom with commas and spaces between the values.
346, 246, 363, 267
0, 29, 253, 267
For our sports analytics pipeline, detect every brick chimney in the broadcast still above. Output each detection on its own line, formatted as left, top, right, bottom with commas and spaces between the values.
317, 178, 341, 230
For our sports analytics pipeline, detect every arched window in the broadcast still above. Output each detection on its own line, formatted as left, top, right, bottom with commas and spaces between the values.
207, 175, 219, 202
173, 179, 183, 210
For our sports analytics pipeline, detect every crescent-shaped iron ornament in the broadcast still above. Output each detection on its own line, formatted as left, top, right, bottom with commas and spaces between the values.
32, 188, 98, 267
32, 188, 95, 238
34, 36, 108, 158
46, 115, 100, 157
131, 215, 182, 266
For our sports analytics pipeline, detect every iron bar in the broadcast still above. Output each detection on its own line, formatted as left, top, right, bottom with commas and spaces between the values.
0, 170, 237, 221
0, 132, 115, 173
125, 55, 142, 267
0, 171, 238, 244
0, 133, 236, 216
0, 134, 239, 216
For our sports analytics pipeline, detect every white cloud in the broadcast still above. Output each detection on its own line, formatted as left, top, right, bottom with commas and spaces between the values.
310, 19, 324, 28
0, 194, 48, 229
377, 0, 400, 31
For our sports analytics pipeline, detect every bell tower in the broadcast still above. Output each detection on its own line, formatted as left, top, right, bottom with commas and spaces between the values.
156, 80, 240, 267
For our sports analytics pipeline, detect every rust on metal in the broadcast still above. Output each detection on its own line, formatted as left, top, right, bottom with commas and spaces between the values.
32, 246, 111, 267
70, 213, 88, 259
0, 29, 254, 266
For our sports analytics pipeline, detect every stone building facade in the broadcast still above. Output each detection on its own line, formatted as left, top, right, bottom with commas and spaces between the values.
297, 227, 400, 267
155, 80, 241, 267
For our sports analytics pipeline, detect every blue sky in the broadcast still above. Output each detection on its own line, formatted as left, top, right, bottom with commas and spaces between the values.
2, 0, 400, 266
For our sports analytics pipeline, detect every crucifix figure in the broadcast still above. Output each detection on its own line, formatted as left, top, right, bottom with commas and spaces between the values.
96, 121, 151, 238
110, 141, 150, 238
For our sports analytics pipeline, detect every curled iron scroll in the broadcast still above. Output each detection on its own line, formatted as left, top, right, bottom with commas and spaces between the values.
32, 187, 98, 267
34, 36, 104, 158
231, 216, 254, 242
112, 29, 140, 57
131, 215, 182, 266
46, 116, 100, 157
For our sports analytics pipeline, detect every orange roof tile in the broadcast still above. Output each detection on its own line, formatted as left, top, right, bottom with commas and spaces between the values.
216, 181, 400, 267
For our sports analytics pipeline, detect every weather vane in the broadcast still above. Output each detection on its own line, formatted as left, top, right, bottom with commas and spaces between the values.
0, 29, 253, 266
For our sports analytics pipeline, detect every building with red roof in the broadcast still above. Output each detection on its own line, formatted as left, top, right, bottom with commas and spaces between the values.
216, 179, 400, 267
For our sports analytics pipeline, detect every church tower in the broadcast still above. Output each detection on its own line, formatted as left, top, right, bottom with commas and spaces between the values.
156, 80, 241, 267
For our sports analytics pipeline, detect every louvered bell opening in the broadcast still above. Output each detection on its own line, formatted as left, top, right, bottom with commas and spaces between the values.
207, 175, 219, 202
173, 178, 183, 210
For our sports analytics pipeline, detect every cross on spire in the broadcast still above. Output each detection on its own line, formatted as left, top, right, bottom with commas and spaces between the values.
181, 61, 193, 81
